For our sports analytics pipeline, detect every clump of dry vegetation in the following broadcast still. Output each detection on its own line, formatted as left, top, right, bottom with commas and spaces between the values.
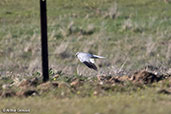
0, 68, 171, 113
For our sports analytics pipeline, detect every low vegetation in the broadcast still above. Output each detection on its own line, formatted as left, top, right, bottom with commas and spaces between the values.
0, 69, 171, 114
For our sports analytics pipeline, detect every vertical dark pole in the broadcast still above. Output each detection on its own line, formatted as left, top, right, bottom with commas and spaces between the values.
40, 0, 49, 82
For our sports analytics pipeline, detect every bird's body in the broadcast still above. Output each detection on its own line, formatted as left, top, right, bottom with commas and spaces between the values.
76, 52, 105, 71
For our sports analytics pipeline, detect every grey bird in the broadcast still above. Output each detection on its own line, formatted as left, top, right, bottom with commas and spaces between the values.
76, 52, 105, 71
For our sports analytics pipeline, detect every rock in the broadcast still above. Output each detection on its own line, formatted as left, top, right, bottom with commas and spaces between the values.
70, 79, 80, 86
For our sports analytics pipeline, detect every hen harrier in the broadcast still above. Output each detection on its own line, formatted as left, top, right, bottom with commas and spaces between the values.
76, 52, 105, 71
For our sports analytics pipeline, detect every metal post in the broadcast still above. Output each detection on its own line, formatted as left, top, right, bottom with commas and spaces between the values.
40, 0, 49, 82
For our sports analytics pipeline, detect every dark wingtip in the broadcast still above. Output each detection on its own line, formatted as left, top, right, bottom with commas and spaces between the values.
93, 66, 98, 71
83, 62, 98, 71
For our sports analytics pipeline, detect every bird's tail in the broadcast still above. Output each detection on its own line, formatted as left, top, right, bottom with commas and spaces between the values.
92, 55, 105, 59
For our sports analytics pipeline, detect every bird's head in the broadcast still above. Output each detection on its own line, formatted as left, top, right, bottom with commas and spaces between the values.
75, 52, 80, 57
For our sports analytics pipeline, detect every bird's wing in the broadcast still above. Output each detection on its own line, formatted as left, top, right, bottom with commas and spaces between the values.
83, 61, 97, 71
90, 58, 95, 63
91, 54, 105, 59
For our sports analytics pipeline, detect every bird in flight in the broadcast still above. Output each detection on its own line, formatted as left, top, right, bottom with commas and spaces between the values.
76, 52, 105, 71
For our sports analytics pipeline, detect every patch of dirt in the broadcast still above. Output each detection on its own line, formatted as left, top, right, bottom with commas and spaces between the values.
1, 69, 171, 98
97, 70, 169, 85
130, 70, 163, 84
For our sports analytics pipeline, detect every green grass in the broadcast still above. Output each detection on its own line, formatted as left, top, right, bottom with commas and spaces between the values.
0, 0, 171, 74
0, 94, 171, 114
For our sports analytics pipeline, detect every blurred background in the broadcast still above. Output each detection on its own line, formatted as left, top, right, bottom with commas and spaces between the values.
0, 0, 171, 76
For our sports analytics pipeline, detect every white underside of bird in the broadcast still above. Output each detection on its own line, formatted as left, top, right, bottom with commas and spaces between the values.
76, 52, 105, 71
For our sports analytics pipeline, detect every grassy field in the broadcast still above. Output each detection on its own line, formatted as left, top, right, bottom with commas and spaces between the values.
0, 0, 171, 75
0, 91, 171, 114
0, 0, 171, 114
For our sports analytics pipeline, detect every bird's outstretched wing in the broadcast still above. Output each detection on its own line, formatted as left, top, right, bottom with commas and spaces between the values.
91, 55, 105, 59
83, 61, 97, 71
